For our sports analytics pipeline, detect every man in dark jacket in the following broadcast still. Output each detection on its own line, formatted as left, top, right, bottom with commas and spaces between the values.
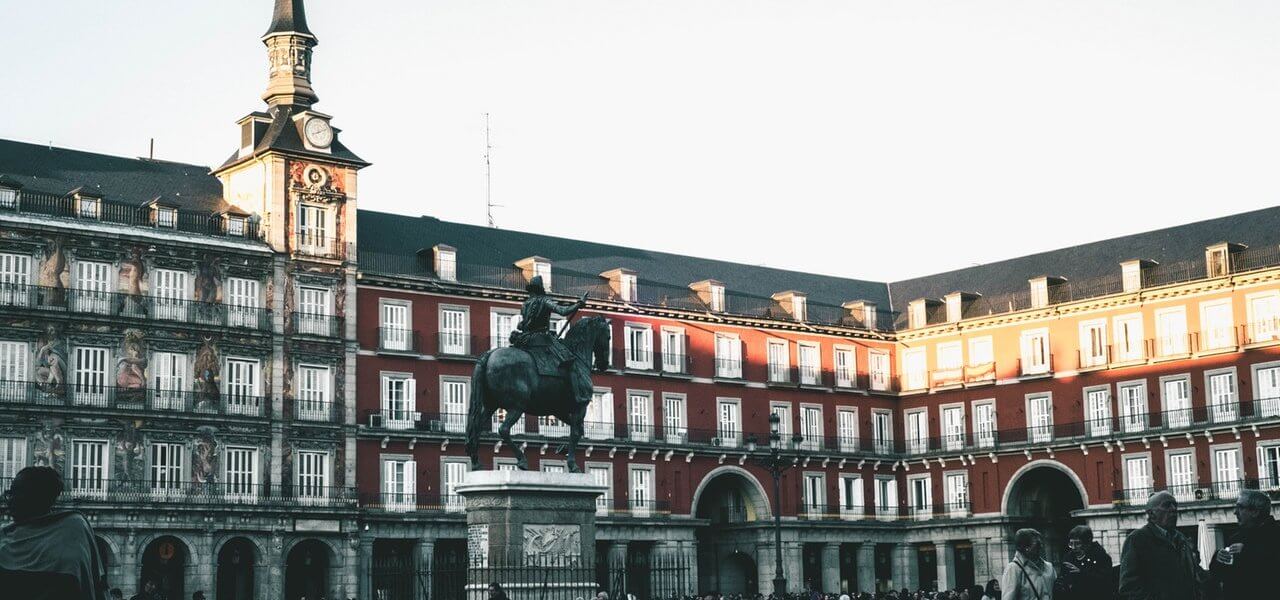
1209, 489, 1280, 598
0, 466, 107, 600
1060, 525, 1115, 600
1119, 490, 1204, 600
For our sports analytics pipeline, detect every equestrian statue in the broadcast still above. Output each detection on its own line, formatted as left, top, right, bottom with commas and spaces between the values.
465, 275, 611, 473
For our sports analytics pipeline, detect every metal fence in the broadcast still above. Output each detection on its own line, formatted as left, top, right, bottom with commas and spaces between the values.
369, 554, 694, 600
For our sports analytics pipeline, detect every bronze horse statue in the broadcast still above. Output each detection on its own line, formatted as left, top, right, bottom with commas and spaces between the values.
465, 315, 612, 473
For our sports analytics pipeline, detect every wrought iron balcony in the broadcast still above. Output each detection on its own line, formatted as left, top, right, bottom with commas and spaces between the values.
0, 380, 269, 418
0, 283, 270, 329
294, 397, 338, 422
377, 327, 419, 353
0, 189, 262, 239
1112, 480, 1261, 507
43, 478, 356, 508
290, 312, 342, 337
436, 332, 478, 358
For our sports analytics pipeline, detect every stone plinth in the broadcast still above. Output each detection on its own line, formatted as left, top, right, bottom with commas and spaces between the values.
456, 470, 605, 599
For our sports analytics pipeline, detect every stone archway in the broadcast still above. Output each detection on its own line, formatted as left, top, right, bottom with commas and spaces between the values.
692, 467, 773, 593
691, 466, 771, 524
285, 539, 335, 600
216, 537, 261, 600
1003, 461, 1088, 563
717, 551, 758, 595
140, 535, 189, 600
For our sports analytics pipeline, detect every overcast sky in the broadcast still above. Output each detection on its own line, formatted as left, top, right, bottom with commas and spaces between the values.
3, 1, 1279, 283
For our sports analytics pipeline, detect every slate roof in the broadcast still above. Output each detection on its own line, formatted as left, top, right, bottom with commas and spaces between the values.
0, 138, 229, 213
265, 0, 313, 38
217, 105, 367, 172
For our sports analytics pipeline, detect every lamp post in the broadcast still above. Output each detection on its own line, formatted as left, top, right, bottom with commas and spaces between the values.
754, 412, 793, 595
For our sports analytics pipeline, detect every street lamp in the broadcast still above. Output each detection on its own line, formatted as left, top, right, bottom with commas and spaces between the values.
755, 412, 792, 595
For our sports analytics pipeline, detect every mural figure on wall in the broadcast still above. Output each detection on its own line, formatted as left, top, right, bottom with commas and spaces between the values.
116, 247, 146, 316
38, 238, 68, 305
34, 325, 67, 396
194, 255, 222, 322
31, 418, 65, 470
115, 329, 148, 402
192, 427, 218, 487
114, 419, 145, 486
193, 337, 220, 411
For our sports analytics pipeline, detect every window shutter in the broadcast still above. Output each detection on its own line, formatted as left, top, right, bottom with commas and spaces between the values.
405, 378, 416, 413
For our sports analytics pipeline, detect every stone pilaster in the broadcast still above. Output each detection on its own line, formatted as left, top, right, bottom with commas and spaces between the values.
892, 542, 918, 591
786, 542, 804, 591
856, 543, 876, 594
357, 536, 374, 600
193, 530, 215, 596
122, 530, 139, 598
821, 543, 841, 593
936, 542, 956, 592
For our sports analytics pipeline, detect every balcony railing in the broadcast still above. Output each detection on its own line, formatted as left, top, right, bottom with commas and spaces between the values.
714, 358, 742, 379
377, 327, 419, 353
1112, 480, 1259, 507
294, 397, 337, 422
437, 332, 479, 358
660, 352, 690, 375
620, 348, 657, 371
42, 477, 356, 508
0, 283, 270, 329
0, 380, 268, 417
295, 233, 341, 258
767, 363, 791, 384
291, 312, 342, 337
0, 189, 263, 239
1018, 354, 1054, 377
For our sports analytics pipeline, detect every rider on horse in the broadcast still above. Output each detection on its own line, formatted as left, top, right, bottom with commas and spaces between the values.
510, 275, 593, 405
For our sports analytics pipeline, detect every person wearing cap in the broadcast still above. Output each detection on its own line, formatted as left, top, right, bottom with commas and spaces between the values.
0, 466, 107, 599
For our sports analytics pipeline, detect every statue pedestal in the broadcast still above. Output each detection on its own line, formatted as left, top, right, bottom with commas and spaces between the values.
456, 470, 606, 599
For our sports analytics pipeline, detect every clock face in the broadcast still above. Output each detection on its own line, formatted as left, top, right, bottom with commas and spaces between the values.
304, 117, 333, 148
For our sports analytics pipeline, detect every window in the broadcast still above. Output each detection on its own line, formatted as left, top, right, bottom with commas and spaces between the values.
625, 325, 652, 370
798, 343, 820, 385
1123, 455, 1152, 502
1155, 307, 1188, 356
73, 346, 109, 407
1200, 301, 1235, 351
1207, 246, 1230, 277
902, 348, 926, 390
1248, 292, 1280, 343
436, 249, 457, 282
74, 261, 110, 314
628, 392, 652, 441
946, 295, 963, 322
661, 328, 686, 373
803, 473, 825, 516
1085, 387, 1112, 437
380, 301, 411, 351
1079, 320, 1107, 367
869, 350, 890, 391
872, 410, 893, 454
1122, 262, 1143, 293
771, 403, 792, 445
0, 341, 29, 398
152, 352, 187, 411
941, 406, 965, 450
585, 389, 614, 440
382, 457, 416, 512
973, 402, 996, 448
76, 196, 100, 219
149, 442, 183, 497
225, 216, 247, 237
793, 296, 807, 322
0, 253, 31, 306
874, 477, 898, 519
1027, 394, 1053, 443
909, 302, 927, 329
837, 408, 858, 452
0, 438, 26, 480
443, 460, 468, 512
767, 340, 789, 383
709, 284, 725, 312
1208, 370, 1238, 422
490, 311, 520, 350
541, 461, 566, 474
225, 278, 260, 328
297, 287, 333, 335
224, 447, 259, 501
663, 393, 686, 444
629, 466, 654, 515
800, 405, 823, 451
441, 378, 469, 433
0, 186, 17, 209
716, 399, 741, 447
839, 475, 864, 518
225, 358, 260, 415
381, 375, 415, 429
1213, 447, 1242, 498
714, 333, 742, 378
297, 203, 329, 250
438, 307, 469, 355
908, 475, 932, 519
905, 410, 928, 454
619, 274, 637, 302
1167, 451, 1196, 501
296, 450, 330, 502
1255, 363, 1280, 418
1162, 377, 1192, 428
297, 365, 330, 421
153, 269, 188, 321
1259, 445, 1280, 490
1020, 329, 1050, 375
944, 473, 968, 516
1114, 314, 1144, 362
1118, 381, 1147, 434
936, 342, 962, 371
968, 337, 993, 367
533, 262, 552, 292
588, 465, 612, 514
834, 347, 856, 388
1030, 279, 1049, 309
70, 440, 108, 499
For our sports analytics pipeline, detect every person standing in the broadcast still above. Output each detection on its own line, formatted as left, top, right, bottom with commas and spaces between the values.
1000, 528, 1056, 600
0, 466, 107, 600
1058, 525, 1114, 600
1208, 489, 1280, 598
1119, 490, 1203, 600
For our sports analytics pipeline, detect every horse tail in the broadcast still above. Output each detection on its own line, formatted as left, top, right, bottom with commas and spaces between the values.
465, 351, 492, 459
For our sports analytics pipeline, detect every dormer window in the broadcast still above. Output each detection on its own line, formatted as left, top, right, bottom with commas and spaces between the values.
534, 262, 551, 290
1029, 278, 1049, 309
76, 195, 101, 219
946, 295, 962, 322
154, 206, 177, 229
772, 291, 807, 321
793, 296, 806, 321
909, 300, 927, 329
710, 284, 725, 312
1121, 261, 1145, 293
1205, 243, 1244, 278
516, 257, 552, 292
435, 245, 457, 282
0, 185, 18, 209
620, 273, 637, 302
226, 216, 247, 237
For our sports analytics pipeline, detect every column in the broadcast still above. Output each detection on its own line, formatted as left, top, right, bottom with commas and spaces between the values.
856, 544, 876, 595
357, 537, 374, 600
193, 530, 215, 597
121, 530, 139, 598
786, 542, 804, 591
343, 534, 360, 600
415, 539, 435, 600
266, 532, 285, 600
936, 542, 956, 592
892, 543, 918, 591
972, 538, 990, 586
820, 543, 841, 593
987, 536, 1014, 578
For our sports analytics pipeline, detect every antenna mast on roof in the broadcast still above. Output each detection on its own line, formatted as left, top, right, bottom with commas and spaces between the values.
484, 113, 501, 228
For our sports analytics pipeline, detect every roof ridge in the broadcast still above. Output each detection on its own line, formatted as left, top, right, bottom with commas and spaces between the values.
0, 137, 212, 172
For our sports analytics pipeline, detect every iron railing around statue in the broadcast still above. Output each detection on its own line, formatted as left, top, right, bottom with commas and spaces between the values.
369, 554, 695, 600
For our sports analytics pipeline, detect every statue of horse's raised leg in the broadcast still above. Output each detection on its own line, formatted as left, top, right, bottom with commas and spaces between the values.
499, 409, 528, 469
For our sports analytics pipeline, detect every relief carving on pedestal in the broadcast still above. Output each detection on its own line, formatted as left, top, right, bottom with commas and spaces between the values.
523, 524, 580, 565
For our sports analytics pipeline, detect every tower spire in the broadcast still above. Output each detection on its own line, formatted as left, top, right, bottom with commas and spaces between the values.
261, 0, 319, 108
